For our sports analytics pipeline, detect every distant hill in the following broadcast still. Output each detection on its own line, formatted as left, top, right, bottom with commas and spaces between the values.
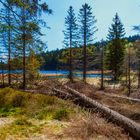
40, 35, 140, 70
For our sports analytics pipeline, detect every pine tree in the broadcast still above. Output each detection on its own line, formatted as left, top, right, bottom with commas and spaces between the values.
63, 6, 78, 82
78, 3, 97, 82
106, 13, 125, 81
12, 0, 51, 89
0, 0, 16, 86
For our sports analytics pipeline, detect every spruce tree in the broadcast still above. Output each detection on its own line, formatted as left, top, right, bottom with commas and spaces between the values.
12, 0, 51, 89
78, 3, 97, 82
106, 13, 125, 81
63, 6, 78, 82
0, 0, 15, 86
0, 0, 51, 88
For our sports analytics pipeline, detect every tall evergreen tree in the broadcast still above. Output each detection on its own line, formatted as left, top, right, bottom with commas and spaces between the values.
0, 0, 51, 88
63, 6, 78, 82
78, 3, 97, 82
106, 13, 125, 81
0, 0, 16, 86
12, 0, 51, 89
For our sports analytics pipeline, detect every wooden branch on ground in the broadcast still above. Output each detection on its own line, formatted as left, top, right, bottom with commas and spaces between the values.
101, 92, 140, 103
25, 87, 140, 139
63, 86, 140, 139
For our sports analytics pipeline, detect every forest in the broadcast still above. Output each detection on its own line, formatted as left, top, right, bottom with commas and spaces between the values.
0, 0, 140, 139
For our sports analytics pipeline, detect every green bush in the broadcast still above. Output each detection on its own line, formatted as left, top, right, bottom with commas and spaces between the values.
0, 88, 13, 107
0, 108, 24, 117
33, 94, 55, 106
0, 93, 5, 107
0, 88, 71, 121
53, 109, 69, 120
25, 94, 55, 119
5, 92, 28, 108
10, 94, 25, 107
14, 118, 32, 126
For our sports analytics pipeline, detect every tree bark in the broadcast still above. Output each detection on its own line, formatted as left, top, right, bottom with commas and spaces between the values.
127, 46, 131, 96
100, 92, 140, 103
8, 4, 11, 86
100, 42, 104, 90
83, 7, 87, 82
64, 86, 140, 139
22, 7, 26, 89
69, 27, 73, 82
138, 64, 140, 89
25, 87, 140, 139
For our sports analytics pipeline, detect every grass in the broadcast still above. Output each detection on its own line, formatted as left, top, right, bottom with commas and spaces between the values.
68, 81, 140, 123
0, 87, 132, 139
0, 88, 72, 120
63, 111, 130, 140
0, 118, 43, 140
0, 87, 74, 139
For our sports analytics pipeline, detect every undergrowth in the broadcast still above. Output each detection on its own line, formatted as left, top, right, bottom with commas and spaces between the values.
0, 88, 72, 120
0, 87, 131, 140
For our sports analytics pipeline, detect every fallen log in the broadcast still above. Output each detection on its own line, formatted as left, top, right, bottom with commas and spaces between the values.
101, 92, 140, 103
25, 87, 140, 139
63, 86, 140, 139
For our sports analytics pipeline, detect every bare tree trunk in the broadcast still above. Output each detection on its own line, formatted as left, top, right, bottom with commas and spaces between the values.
138, 64, 140, 89
83, 8, 87, 82
125, 67, 128, 86
69, 28, 73, 82
1, 60, 4, 86
22, 7, 26, 89
63, 86, 140, 139
127, 46, 131, 96
100, 42, 104, 90
8, 5, 11, 86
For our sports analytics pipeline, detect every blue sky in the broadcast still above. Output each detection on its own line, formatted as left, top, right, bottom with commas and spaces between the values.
41, 0, 140, 51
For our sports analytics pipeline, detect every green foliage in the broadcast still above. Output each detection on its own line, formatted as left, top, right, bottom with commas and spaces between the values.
0, 107, 23, 117
26, 49, 40, 81
53, 109, 69, 120
5, 93, 26, 107
0, 88, 29, 115
63, 6, 78, 80
78, 3, 97, 45
63, 6, 78, 48
14, 117, 32, 126
0, 88, 72, 121
106, 13, 126, 81
0, 118, 42, 139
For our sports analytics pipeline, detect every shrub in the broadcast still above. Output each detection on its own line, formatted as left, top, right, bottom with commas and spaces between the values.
25, 95, 56, 120
0, 93, 5, 107
14, 118, 32, 126
5, 92, 27, 108
53, 109, 69, 120
33, 94, 55, 106
11, 94, 25, 107
0, 88, 13, 107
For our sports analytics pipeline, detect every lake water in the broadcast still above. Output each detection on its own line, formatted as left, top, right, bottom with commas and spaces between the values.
0, 70, 112, 78
40, 70, 112, 78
